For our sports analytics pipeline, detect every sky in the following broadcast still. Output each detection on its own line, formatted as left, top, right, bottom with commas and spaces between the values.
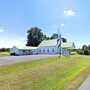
0, 0, 90, 48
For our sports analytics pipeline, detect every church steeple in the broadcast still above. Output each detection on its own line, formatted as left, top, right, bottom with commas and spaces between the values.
57, 27, 61, 48
57, 27, 62, 57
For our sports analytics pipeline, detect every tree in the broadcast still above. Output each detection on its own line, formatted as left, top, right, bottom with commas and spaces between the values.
26, 27, 67, 46
46, 37, 51, 40
50, 34, 67, 42
77, 49, 84, 55
82, 45, 88, 50
88, 44, 90, 50
62, 38, 67, 42
43, 34, 51, 40
83, 49, 90, 55
42, 34, 47, 40
51, 34, 58, 39
26, 27, 44, 46
0, 48, 10, 52
77, 44, 90, 55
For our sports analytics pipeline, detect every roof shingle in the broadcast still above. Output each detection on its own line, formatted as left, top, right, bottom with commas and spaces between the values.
14, 46, 38, 50
38, 39, 57, 47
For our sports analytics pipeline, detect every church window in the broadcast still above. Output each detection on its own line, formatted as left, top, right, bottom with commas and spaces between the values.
47, 49, 49, 52
52, 48, 54, 52
39, 49, 41, 52
23, 50, 25, 52
43, 49, 45, 52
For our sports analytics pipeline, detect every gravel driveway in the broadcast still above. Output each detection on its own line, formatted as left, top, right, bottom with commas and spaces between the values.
0, 55, 57, 66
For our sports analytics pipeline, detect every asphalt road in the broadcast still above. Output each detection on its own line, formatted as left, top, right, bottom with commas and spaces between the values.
79, 75, 90, 90
0, 55, 57, 66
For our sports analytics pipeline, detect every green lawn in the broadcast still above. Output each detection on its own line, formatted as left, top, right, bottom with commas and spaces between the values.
0, 52, 10, 56
0, 55, 90, 90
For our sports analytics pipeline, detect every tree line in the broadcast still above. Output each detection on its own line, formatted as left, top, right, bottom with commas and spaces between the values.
77, 45, 90, 55
26, 27, 67, 46
0, 48, 10, 52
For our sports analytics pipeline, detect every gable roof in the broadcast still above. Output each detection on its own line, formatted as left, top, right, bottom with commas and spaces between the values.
12, 40, 75, 50
38, 39, 75, 49
14, 46, 38, 50
61, 42, 75, 49
38, 39, 57, 47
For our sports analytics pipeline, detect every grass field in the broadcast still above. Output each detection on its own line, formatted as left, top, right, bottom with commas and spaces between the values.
0, 52, 10, 56
0, 55, 90, 90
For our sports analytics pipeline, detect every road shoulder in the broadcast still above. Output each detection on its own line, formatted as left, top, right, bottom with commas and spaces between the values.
79, 75, 90, 90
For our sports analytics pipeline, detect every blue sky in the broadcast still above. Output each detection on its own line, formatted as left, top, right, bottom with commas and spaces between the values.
0, 0, 90, 48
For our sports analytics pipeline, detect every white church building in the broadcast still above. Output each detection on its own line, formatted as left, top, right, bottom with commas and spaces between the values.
10, 38, 75, 55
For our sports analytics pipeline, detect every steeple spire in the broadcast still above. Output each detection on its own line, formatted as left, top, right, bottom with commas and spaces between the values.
57, 26, 62, 57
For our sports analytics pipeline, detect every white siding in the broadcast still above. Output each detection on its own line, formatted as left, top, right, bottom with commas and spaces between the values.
19, 50, 31, 55
10, 45, 70, 55
31, 49, 38, 54
10, 47, 20, 55
38, 46, 58, 54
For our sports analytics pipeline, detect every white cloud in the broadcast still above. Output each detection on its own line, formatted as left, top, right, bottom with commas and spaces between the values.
19, 37, 26, 40
61, 23, 65, 27
64, 10, 75, 16
0, 27, 5, 32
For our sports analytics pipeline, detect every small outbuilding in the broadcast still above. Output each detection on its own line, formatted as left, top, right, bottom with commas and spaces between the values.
10, 46, 38, 55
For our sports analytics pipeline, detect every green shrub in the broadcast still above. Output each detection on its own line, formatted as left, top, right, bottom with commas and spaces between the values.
83, 49, 90, 55
77, 49, 84, 55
